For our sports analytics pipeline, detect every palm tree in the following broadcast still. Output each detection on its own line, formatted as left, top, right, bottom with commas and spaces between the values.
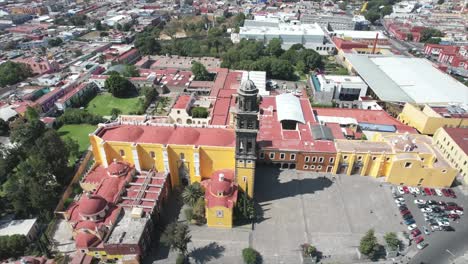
161, 222, 192, 256
182, 182, 204, 207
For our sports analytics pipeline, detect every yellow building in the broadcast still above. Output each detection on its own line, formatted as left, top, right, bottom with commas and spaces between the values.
398, 103, 468, 135
333, 132, 458, 187
433, 127, 468, 184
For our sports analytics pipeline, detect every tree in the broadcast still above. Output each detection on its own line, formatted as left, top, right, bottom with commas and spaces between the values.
161, 222, 192, 256
359, 229, 380, 259
191, 107, 209, 118
25, 106, 39, 121
0, 235, 28, 259
48, 37, 63, 47
384, 232, 400, 251
95, 20, 103, 30
122, 64, 140, 77
182, 182, 204, 207
134, 33, 161, 55
192, 197, 206, 223
74, 50, 83, 57
420, 28, 444, 42
191, 61, 211, 81
364, 10, 381, 24
267, 38, 284, 57
234, 189, 255, 221
0, 61, 33, 87
242, 248, 260, 264
116, 23, 123, 31
296, 60, 306, 74
98, 54, 106, 64
104, 72, 134, 97
269, 59, 294, 80
63, 137, 80, 160
301, 243, 317, 257
111, 108, 122, 119
0, 119, 9, 136
10, 118, 46, 149
426, 37, 442, 44
407, 33, 413, 41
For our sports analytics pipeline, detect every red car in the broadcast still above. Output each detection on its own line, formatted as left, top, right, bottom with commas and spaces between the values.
448, 214, 460, 220
414, 236, 424, 244
423, 187, 432, 196
430, 188, 437, 195
447, 189, 457, 198
442, 189, 451, 197
403, 186, 410, 194
411, 229, 421, 237
400, 209, 411, 215
445, 205, 463, 211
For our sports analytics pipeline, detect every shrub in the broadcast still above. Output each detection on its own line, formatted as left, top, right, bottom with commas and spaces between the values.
176, 253, 185, 264
191, 107, 209, 118
184, 208, 193, 221
242, 247, 259, 264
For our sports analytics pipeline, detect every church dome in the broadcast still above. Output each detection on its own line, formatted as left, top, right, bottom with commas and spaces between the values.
239, 79, 258, 93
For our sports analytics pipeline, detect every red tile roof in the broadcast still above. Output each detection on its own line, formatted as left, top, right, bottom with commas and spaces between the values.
202, 169, 238, 209
257, 96, 336, 153
444, 128, 468, 155
98, 125, 236, 147
173, 95, 192, 109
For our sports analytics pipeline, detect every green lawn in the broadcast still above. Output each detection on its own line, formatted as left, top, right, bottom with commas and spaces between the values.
58, 124, 97, 152
85, 93, 143, 116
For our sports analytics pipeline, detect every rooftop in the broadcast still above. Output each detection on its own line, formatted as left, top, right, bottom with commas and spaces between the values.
0, 218, 37, 237
344, 55, 468, 104
97, 124, 236, 147
443, 127, 468, 155
106, 209, 148, 245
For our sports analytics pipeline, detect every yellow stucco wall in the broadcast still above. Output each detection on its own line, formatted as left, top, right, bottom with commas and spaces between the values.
236, 160, 255, 197
398, 104, 467, 135
433, 128, 468, 184
205, 205, 233, 228
199, 147, 236, 179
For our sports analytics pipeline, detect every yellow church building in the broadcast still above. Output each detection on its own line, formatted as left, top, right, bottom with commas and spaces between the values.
333, 132, 458, 187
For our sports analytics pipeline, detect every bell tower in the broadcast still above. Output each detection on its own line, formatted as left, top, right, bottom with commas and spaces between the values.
235, 78, 259, 198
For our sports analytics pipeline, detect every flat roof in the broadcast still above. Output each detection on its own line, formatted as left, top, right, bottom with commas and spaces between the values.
333, 30, 388, 40
344, 55, 468, 104
444, 127, 468, 155
106, 209, 148, 245
0, 218, 37, 237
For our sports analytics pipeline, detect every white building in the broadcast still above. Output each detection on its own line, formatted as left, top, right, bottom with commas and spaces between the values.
241, 71, 269, 96
314, 74, 368, 101
236, 17, 335, 55
0, 218, 38, 241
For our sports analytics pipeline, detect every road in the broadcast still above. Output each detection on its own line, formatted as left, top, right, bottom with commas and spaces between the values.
408, 187, 468, 264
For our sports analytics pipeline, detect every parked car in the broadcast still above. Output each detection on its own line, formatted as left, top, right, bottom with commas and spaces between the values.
435, 189, 443, 196
427, 200, 438, 205
445, 205, 463, 211
430, 223, 440, 231
438, 201, 447, 206
404, 218, 416, 225
397, 186, 405, 195
403, 186, 410, 194
408, 224, 418, 230
442, 226, 455, 231
414, 236, 424, 244
410, 187, 420, 195
399, 206, 408, 211
433, 207, 442, 213
438, 220, 450, 226
423, 188, 432, 196
411, 228, 421, 237
450, 210, 464, 215
447, 202, 458, 207
395, 198, 405, 204
414, 199, 426, 205
423, 226, 430, 235
421, 207, 433, 213
442, 189, 451, 197
417, 204, 427, 209
417, 242, 428, 250
448, 214, 460, 220
403, 214, 414, 220
401, 209, 411, 216
424, 216, 434, 222
430, 189, 437, 196
446, 189, 457, 198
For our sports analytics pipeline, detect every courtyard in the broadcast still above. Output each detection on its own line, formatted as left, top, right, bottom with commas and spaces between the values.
147, 166, 405, 263
57, 124, 96, 152
85, 92, 143, 116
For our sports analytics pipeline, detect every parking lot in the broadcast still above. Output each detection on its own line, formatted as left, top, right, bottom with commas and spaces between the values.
392, 186, 468, 264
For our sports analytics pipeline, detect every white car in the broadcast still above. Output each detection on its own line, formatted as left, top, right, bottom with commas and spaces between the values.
409, 187, 417, 194
408, 224, 418, 231
421, 207, 433, 213
414, 199, 426, 205
435, 189, 443, 196
438, 221, 450, 226
450, 210, 464, 215
397, 186, 405, 195
395, 198, 405, 204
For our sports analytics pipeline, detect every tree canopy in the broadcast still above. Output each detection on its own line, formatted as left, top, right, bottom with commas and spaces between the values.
161, 222, 192, 256
0, 235, 28, 260
384, 232, 400, 251
191, 62, 212, 81
191, 107, 209, 118
134, 32, 161, 55
122, 64, 140, 77
359, 229, 380, 259
48, 37, 63, 47
0, 61, 33, 87
104, 72, 135, 97
420, 28, 444, 42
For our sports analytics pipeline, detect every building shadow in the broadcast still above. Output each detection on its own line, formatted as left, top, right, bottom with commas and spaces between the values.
142, 189, 184, 263
189, 242, 225, 264
254, 165, 334, 204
